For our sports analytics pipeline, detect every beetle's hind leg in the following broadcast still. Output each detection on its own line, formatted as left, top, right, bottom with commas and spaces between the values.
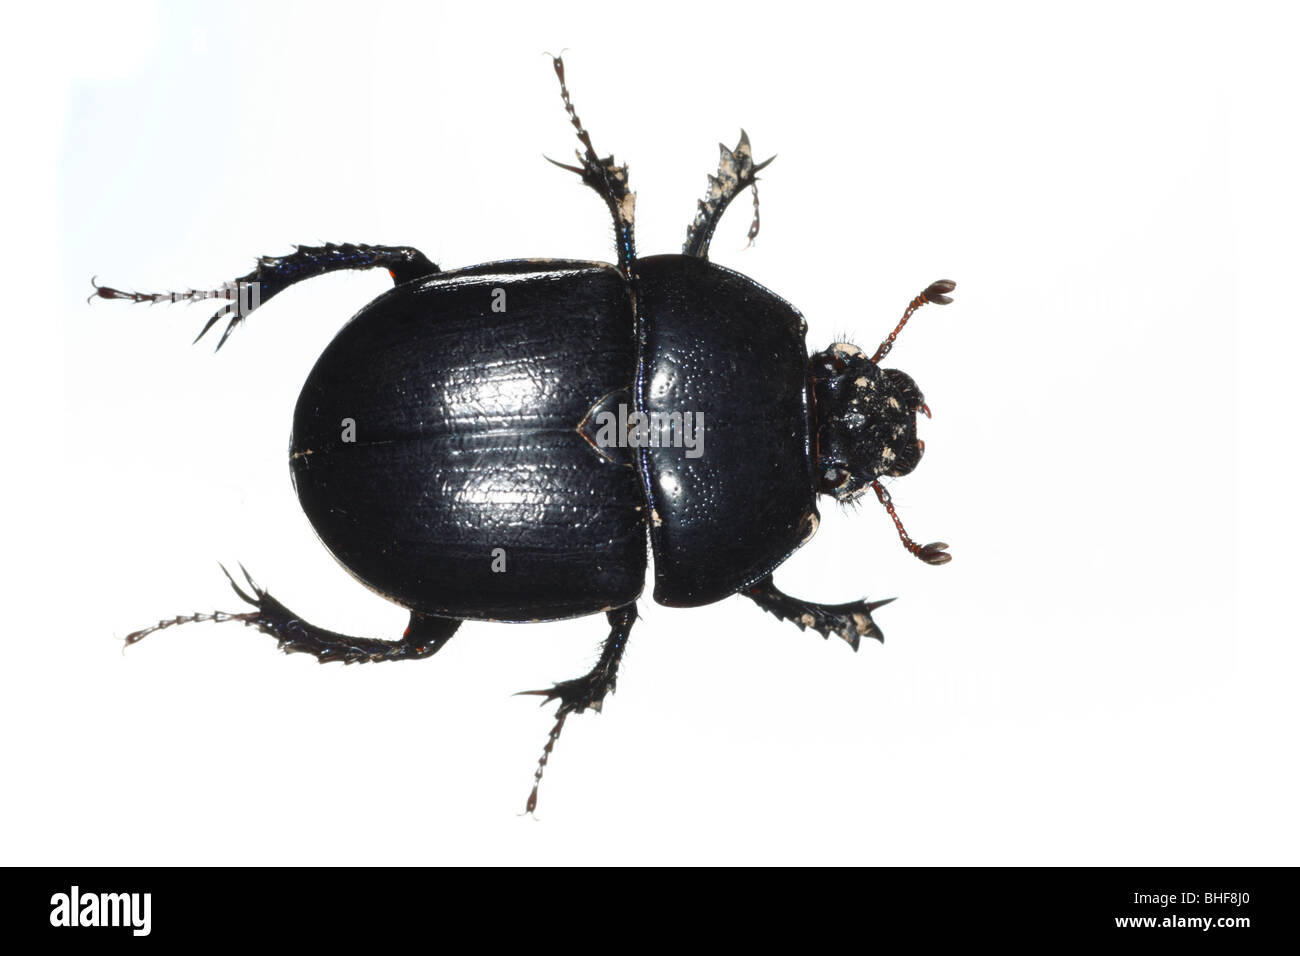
516, 604, 637, 813
545, 56, 637, 279
90, 243, 439, 351
123, 565, 460, 664
742, 575, 893, 651
682, 130, 775, 259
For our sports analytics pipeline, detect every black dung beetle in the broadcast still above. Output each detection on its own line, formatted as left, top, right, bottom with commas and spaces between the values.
93, 57, 956, 812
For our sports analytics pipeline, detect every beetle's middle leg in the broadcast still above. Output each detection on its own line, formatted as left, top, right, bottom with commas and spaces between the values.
742, 575, 893, 651
91, 242, 439, 350
545, 56, 637, 279
123, 565, 460, 664
517, 604, 637, 812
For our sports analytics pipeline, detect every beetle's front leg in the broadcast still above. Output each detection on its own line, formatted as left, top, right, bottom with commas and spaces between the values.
123, 565, 460, 664
742, 575, 894, 651
517, 604, 637, 812
91, 242, 439, 350
683, 130, 775, 259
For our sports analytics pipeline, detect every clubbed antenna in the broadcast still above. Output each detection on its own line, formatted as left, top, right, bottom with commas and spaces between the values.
872, 280, 956, 364
871, 481, 951, 565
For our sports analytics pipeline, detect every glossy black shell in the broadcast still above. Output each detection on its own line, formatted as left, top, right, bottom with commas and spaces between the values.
289, 255, 818, 621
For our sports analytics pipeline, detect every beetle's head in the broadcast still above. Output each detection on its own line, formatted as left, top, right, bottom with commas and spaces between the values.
808, 280, 956, 565
811, 343, 927, 500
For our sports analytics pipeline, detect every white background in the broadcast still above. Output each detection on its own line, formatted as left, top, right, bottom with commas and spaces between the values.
4, 0, 1296, 864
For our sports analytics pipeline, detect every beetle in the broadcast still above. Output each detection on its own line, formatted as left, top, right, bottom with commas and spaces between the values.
92, 57, 955, 811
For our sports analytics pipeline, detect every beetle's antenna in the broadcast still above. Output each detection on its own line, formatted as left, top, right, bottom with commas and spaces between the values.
871, 280, 956, 364
524, 711, 569, 816
871, 481, 951, 565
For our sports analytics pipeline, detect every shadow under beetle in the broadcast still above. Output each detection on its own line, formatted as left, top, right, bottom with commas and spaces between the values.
94, 57, 956, 812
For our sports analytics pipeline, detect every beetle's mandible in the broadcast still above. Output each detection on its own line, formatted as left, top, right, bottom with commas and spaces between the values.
92, 56, 957, 812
